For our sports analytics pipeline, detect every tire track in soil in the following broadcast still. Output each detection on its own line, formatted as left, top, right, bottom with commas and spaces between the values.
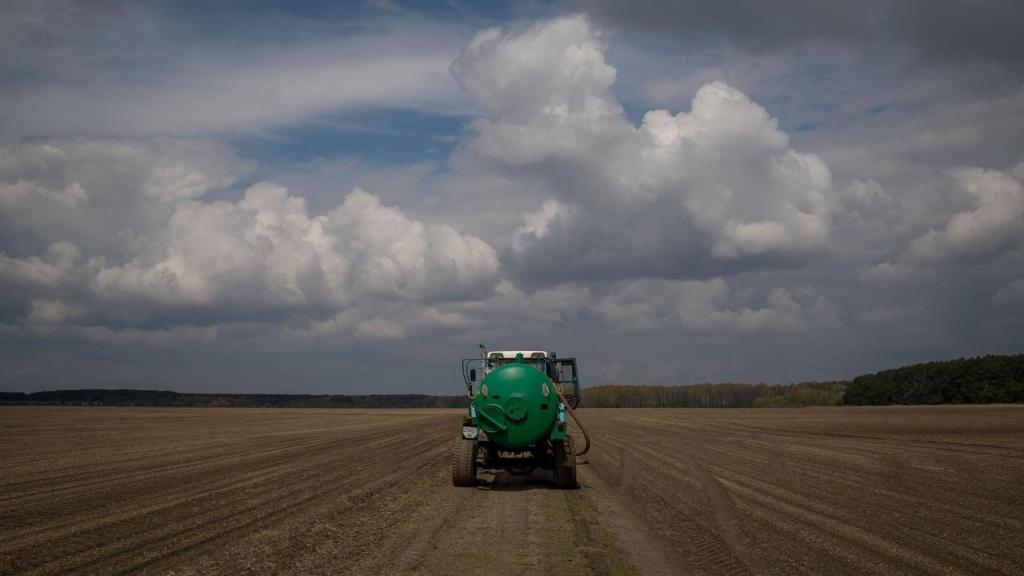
575, 461, 679, 576
585, 430, 754, 575
564, 490, 617, 576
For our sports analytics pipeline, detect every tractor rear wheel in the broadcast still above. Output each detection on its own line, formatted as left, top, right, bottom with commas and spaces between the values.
451, 437, 477, 487
553, 436, 577, 489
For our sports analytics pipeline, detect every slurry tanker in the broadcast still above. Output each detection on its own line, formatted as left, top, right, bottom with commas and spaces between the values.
452, 346, 589, 488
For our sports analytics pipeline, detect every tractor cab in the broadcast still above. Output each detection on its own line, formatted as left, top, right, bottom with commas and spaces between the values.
464, 349, 580, 409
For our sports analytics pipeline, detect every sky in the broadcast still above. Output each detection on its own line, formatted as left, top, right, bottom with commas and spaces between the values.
1, 0, 1022, 394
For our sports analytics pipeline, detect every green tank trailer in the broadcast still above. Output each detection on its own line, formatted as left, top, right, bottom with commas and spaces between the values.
452, 346, 589, 489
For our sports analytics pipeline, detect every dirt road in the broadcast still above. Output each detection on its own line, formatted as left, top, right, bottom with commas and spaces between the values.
1, 405, 1022, 575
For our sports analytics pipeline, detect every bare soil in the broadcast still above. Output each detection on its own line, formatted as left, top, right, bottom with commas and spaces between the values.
1, 405, 1021, 575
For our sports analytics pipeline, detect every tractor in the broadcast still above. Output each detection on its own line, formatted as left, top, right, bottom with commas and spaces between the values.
452, 346, 589, 488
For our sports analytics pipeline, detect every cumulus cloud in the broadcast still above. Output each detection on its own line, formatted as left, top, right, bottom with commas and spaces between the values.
452, 16, 623, 166
857, 162, 1024, 292
453, 16, 835, 283
907, 166, 1024, 264
452, 17, 618, 126
0, 137, 499, 333
511, 199, 578, 253
0, 137, 248, 259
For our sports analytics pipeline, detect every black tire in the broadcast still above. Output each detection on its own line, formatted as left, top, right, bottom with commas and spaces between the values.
553, 436, 577, 489
451, 436, 477, 487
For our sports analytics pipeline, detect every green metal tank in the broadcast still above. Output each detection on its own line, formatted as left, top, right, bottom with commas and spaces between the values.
472, 358, 558, 448
453, 347, 584, 489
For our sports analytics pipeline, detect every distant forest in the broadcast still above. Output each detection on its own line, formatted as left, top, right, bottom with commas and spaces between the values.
844, 354, 1024, 405
0, 389, 465, 409
581, 381, 847, 408
2, 354, 1021, 409
583, 354, 1024, 408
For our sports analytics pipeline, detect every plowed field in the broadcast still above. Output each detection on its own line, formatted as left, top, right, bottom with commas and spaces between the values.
1, 405, 1022, 575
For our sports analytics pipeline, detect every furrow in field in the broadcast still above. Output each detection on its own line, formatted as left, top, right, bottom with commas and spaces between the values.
2, 411, 453, 576
0, 427, 394, 555
3, 406, 1023, 576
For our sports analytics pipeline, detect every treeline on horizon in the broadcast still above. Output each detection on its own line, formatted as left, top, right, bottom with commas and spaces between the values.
580, 381, 847, 408
582, 354, 1024, 408
0, 389, 466, 409
2, 354, 1021, 409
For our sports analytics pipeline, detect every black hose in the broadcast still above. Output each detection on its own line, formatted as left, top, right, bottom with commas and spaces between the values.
555, 389, 590, 457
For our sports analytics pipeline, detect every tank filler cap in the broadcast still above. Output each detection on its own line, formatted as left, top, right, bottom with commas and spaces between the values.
506, 394, 528, 422
478, 403, 507, 433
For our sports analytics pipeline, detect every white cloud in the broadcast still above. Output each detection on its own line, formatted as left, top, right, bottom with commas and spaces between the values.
90, 183, 500, 311
908, 166, 1024, 263
452, 16, 618, 125
643, 83, 833, 259
512, 199, 577, 252
454, 16, 836, 281
323, 189, 498, 301
0, 137, 499, 332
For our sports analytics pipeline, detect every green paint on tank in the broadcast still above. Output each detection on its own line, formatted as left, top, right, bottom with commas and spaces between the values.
473, 357, 557, 448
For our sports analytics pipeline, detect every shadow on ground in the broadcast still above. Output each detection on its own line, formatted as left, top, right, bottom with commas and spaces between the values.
476, 465, 586, 491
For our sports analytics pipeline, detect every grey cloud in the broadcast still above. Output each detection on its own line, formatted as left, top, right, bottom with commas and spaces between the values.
0, 2, 470, 139
993, 279, 1024, 306
593, 277, 816, 335
576, 0, 1024, 73
0, 137, 249, 259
